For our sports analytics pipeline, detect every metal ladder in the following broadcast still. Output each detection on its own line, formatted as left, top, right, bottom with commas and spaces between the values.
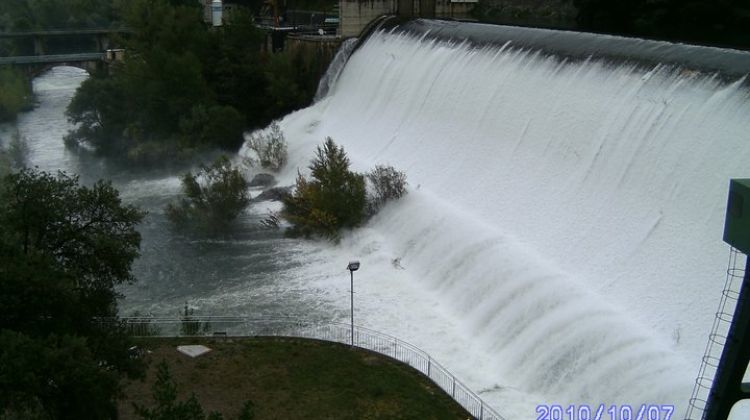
685, 248, 746, 419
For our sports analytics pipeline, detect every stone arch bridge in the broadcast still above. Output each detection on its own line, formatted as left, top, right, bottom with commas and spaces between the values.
0, 28, 130, 78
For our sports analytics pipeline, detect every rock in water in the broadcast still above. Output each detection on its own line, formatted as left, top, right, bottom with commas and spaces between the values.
249, 173, 276, 187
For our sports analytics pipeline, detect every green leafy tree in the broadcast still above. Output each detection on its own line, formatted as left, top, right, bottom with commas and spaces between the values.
166, 156, 250, 232
1, 169, 144, 293
65, 74, 128, 152
64, 0, 323, 162
282, 137, 366, 239
0, 168, 146, 419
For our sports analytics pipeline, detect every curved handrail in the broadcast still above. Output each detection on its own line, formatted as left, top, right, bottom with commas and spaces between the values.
115, 316, 505, 420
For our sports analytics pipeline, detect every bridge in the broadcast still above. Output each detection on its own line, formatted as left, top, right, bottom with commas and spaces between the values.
0, 28, 130, 77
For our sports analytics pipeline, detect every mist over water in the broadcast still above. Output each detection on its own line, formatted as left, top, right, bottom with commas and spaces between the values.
5, 22, 750, 419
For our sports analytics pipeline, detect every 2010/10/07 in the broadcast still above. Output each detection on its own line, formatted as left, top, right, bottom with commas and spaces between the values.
536, 404, 675, 420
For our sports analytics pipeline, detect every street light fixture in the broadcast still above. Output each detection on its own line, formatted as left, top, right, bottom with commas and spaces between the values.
347, 261, 360, 347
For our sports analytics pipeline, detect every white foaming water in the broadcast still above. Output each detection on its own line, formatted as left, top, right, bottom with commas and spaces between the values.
314, 37, 358, 102
260, 29, 750, 418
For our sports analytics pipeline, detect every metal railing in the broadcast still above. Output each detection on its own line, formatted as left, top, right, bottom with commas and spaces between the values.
684, 248, 745, 419
0, 53, 105, 65
117, 316, 505, 420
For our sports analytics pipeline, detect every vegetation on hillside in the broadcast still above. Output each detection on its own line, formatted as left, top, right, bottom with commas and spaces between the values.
64, 0, 318, 165
0, 168, 145, 418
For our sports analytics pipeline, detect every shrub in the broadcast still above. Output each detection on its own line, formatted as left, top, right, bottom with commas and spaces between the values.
245, 121, 287, 171
166, 156, 250, 232
282, 137, 366, 239
366, 165, 407, 214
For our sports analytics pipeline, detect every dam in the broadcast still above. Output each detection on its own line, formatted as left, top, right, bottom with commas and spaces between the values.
266, 19, 750, 419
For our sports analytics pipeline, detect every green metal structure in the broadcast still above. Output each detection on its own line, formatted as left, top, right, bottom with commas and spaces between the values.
705, 179, 750, 420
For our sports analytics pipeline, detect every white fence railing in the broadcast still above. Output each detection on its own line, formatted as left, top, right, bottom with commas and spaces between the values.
116, 316, 505, 420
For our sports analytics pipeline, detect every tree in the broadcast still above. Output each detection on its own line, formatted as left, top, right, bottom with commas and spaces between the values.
1, 169, 144, 294
63, 0, 326, 163
282, 137, 366, 239
0, 168, 146, 418
166, 156, 250, 232
65, 74, 128, 153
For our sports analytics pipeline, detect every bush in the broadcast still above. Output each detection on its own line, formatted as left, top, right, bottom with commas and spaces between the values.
282, 137, 366, 240
244, 121, 287, 171
367, 165, 407, 214
166, 156, 250, 232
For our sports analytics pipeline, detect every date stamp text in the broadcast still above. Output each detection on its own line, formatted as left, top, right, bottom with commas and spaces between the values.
536, 404, 675, 420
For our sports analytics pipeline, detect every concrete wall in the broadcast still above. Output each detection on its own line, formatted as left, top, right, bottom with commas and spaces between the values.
339, 0, 475, 37
285, 34, 342, 62
476, 0, 577, 29
435, 0, 475, 19
339, 0, 396, 37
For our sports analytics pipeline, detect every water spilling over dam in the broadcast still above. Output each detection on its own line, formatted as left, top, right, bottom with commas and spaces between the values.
267, 20, 750, 418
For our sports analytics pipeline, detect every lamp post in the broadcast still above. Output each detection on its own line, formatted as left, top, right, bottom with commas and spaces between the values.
347, 261, 360, 347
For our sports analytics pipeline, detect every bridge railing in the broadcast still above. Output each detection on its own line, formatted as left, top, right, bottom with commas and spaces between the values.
0, 53, 105, 65
116, 316, 505, 420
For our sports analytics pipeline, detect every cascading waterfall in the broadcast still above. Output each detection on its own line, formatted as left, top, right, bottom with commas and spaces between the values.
267, 22, 750, 419
314, 38, 358, 102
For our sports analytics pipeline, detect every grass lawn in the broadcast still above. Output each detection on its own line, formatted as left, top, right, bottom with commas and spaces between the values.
119, 336, 472, 419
